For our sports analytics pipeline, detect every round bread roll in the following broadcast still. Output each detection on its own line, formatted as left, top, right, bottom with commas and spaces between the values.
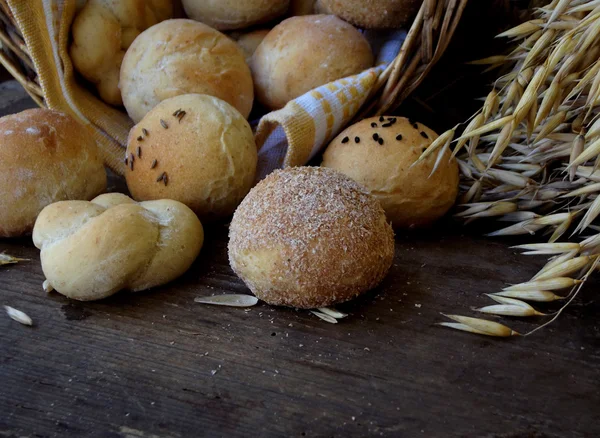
33, 193, 204, 301
182, 0, 289, 30
125, 94, 257, 222
228, 166, 394, 309
70, 0, 172, 106
119, 19, 254, 123
321, 116, 459, 228
0, 109, 107, 238
251, 15, 373, 110
317, 0, 422, 28
233, 29, 270, 65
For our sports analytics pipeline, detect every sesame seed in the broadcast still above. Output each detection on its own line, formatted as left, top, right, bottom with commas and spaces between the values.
160, 119, 168, 129
420, 131, 429, 139
371, 122, 377, 128
354, 137, 360, 143
341, 136, 349, 143
396, 134, 403, 141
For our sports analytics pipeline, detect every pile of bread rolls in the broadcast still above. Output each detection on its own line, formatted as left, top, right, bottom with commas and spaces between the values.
1, 0, 464, 311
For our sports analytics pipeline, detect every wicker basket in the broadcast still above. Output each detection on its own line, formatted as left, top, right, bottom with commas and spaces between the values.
0, 0, 467, 116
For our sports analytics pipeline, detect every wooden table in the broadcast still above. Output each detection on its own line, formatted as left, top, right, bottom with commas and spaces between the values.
1, 83, 599, 438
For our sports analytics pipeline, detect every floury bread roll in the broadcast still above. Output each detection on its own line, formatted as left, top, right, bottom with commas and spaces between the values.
317, 0, 422, 28
321, 116, 459, 228
182, 0, 289, 30
228, 167, 394, 308
0, 109, 106, 238
70, 0, 172, 106
125, 94, 257, 222
33, 193, 204, 301
251, 15, 373, 110
119, 19, 254, 123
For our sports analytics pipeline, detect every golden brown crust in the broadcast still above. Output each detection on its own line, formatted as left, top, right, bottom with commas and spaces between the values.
321, 116, 459, 228
228, 166, 394, 308
317, 0, 422, 28
70, 0, 172, 106
251, 15, 373, 110
0, 109, 107, 238
124, 94, 257, 222
233, 29, 270, 65
182, 0, 289, 30
119, 19, 254, 123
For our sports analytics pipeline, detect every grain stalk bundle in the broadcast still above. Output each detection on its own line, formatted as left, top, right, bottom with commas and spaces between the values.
429, 0, 600, 336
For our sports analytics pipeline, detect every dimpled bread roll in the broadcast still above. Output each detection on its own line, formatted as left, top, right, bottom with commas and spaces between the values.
228, 167, 394, 309
251, 15, 373, 110
119, 19, 254, 123
317, 0, 422, 28
0, 109, 106, 238
182, 0, 289, 30
125, 94, 257, 222
33, 193, 204, 301
70, 0, 172, 106
321, 116, 459, 228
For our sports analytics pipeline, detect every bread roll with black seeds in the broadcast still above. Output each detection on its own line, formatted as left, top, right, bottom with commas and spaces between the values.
0, 109, 106, 237
124, 94, 257, 223
119, 19, 254, 123
321, 116, 459, 228
228, 166, 394, 309
251, 15, 373, 110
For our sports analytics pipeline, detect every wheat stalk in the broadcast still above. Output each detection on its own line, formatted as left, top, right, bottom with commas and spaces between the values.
427, 0, 600, 337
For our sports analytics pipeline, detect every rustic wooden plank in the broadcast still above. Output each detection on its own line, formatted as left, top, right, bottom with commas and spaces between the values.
1, 224, 598, 437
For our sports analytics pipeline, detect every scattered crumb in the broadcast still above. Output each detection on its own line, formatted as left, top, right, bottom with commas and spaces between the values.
415, 304, 422, 308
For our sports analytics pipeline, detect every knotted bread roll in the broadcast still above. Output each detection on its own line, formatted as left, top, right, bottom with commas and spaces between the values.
33, 193, 203, 301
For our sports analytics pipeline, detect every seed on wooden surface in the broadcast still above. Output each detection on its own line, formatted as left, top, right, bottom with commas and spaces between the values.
4, 305, 32, 326
310, 310, 338, 324
533, 256, 592, 281
512, 242, 580, 254
317, 307, 348, 319
194, 294, 259, 307
0, 253, 27, 266
476, 304, 544, 317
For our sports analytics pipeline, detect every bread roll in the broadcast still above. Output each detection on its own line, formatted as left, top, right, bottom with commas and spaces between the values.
289, 0, 317, 15
228, 166, 394, 309
0, 109, 107, 238
33, 193, 204, 301
182, 0, 289, 30
317, 0, 422, 28
125, 94, 257, 222
232, 29, 270, 65
70, 0, 172, 106
119, 19, 254, 123
251, 15, 373, 110
321, 116, 459, 228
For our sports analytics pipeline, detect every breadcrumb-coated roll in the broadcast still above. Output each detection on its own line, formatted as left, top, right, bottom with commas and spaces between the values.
228, 166, 394, 308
